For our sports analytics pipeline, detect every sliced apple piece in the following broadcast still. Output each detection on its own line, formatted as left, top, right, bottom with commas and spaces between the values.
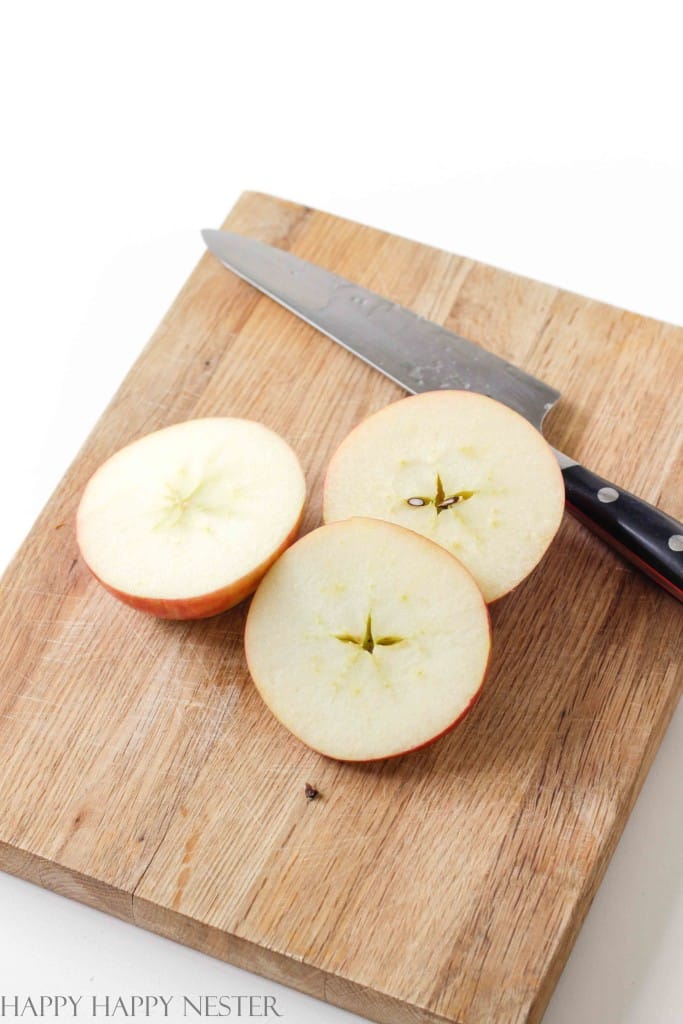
323, 391, 564, 602
245, 517, 490, 761
77, 417, 306, 619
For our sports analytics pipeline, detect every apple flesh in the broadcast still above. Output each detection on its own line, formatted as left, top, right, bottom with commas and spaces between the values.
245, 517, 491, 761
77, 417, 306, 619
323, 391, 565, 602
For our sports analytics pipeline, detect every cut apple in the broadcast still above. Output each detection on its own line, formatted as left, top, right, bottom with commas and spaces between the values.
245, 517, 491, 761
323, 391, 565, 602
77, 417, 306, 619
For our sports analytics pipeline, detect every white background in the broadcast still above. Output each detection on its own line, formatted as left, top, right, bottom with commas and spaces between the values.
0, 3, 681, 1022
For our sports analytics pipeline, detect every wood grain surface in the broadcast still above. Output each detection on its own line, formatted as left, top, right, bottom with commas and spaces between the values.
0, 191, 680, 1024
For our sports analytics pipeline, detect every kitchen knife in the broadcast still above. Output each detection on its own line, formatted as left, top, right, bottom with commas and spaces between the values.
202, 229, 683, 601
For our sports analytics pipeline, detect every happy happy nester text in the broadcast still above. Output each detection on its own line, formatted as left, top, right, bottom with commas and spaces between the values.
0, 996, 283, 1018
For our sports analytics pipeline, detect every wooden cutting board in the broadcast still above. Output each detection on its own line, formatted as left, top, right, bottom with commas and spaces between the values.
0, 192, 680, 1024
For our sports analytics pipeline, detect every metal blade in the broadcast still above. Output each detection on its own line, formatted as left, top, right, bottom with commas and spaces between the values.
202, 229, 561, 431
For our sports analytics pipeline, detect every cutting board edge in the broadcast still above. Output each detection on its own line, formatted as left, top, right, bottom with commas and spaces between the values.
526, 675, 681, 1024
0, 835, 463, 1024
238, 190, 683, 332
132, 894, 461, 1024
0, 839, 133, 924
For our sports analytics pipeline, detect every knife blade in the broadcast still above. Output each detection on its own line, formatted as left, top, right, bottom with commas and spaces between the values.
201, 229, 560, 433
202, 228, 683, 601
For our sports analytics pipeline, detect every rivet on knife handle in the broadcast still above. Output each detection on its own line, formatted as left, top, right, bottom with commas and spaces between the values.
556, 452, 683, 601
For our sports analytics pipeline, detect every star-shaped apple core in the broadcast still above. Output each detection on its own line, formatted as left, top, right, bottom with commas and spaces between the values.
406, 474, 474, 514
334, 614, 404, 654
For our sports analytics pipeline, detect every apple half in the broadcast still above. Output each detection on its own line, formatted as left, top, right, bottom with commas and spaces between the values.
323, 391, 565, 602
245, 517, 491, 761
77, 417, 306, 619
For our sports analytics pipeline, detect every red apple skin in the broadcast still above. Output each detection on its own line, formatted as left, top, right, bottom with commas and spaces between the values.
244, 517, 492, 762
77, 512, 303, 620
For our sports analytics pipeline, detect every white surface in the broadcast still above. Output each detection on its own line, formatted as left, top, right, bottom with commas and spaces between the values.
0, 2, 681, 1022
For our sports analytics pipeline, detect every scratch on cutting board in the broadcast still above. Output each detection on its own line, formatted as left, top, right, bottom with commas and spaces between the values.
135, 397, 174, 415
399, 800, 435, 836
6, 689, 83, 711
13, 669, 46, 689
36, 653, 98, 672
9, 671, 65, 702
2, 586, 80, 600
218, 773, 269, 830
126, 624, 163, 661
146, 694, 230, 716
286, 835, 371, 867
42, 636, 92, 648
286, 839, 368, 864
132, 382, 205, 415
0, 708, 51, 726
40, 653, 112, 668
125, 622, 224, 688
257, 763, 307, 777
176, 641, 216, 678
27, 618, 95, 627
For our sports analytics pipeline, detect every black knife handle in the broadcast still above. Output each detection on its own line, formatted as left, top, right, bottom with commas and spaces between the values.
558, 455, 683, 601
